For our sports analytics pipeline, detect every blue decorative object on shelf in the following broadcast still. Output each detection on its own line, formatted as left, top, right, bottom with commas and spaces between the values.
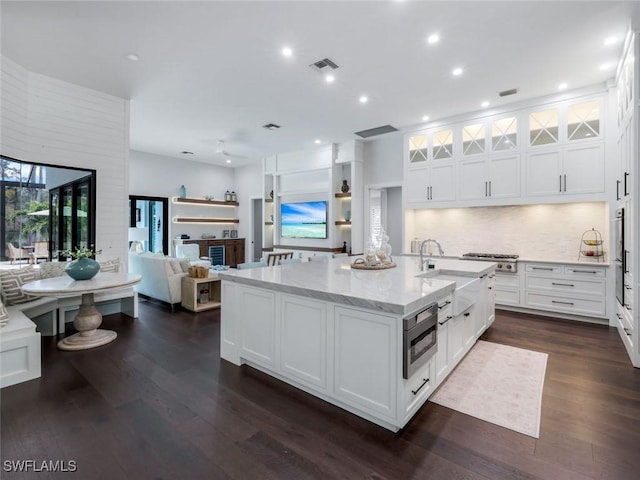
179, 185, 186, 198
65, 258, 100, 280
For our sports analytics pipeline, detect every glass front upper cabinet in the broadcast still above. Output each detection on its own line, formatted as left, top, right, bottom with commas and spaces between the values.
462, 123, 485, 155
433, 129, 453, 159
492, 117, 517, 151
408, 134, 428, 163
567, 100, 600, 140
529, 108, 559, 146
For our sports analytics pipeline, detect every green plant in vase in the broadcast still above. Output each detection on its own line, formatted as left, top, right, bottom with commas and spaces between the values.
58, 244, 102, 280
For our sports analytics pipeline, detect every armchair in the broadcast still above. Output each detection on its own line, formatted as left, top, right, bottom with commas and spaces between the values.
175, 243, 212, 268
7, 244, 29, 264
33, 241, 49, 263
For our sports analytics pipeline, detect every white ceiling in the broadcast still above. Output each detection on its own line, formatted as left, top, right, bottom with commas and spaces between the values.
2, 1, 639, 168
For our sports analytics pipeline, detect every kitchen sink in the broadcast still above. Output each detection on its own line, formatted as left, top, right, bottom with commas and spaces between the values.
417, 271, 481, 315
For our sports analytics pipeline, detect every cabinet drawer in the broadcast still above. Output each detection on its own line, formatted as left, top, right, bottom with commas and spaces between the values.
525, 264, 563, 275
495, 288, 520, 306
437, 297, 453, 320
524, 292, 605, 317
525, 275, 605, 297
494, 273, 520, 288
563, 266, 606, 278
404, 358, 434, 414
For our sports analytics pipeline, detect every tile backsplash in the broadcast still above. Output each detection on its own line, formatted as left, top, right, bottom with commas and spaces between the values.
408, 202, 610, 261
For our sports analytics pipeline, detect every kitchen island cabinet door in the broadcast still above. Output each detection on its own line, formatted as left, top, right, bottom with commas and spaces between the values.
279, 295, 328, 391
463, 304, 477, 351
435, 315, 451, 386
449, 313, 465, 364
333, 306, 397, 420
239, 286, 276, 368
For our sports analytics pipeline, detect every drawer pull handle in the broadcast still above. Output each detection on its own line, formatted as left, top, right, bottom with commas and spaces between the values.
572, 270, 598, 274
552, 282, 575, 287
488, 286, 493, 290
616, 313, 623, 319
532, 267, 554, 271
480, 274, 488, 279
624, 286, 632, 290
438, 300, 452, 309
488, 274, 495, 278
439, 315, 453, 326
412, 377, 430, 396
623, 327, 631, 337
552, 300, 574, 306
464, 312, 471, 317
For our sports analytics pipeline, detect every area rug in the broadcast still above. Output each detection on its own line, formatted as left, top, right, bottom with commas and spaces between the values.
429, 340, 548, 438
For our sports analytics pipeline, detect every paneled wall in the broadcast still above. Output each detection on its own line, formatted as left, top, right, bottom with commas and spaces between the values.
1, 55, 129, 263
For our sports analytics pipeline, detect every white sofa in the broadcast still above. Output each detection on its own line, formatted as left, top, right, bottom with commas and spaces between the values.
128, 253, 189, 308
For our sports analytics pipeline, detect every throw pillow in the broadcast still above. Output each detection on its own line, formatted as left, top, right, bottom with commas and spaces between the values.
0, 266, 39, 305
0, 298, 8, 327
179, 259, 191, 273
168, 258, 183, 275
99, 258, 120, 273
39, 261, 70, 279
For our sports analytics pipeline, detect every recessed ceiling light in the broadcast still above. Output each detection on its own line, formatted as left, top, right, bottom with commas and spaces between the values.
481, 101, 489, 108
599, 63, 612, 71
314, 139, 321, 144
225, 159, 231, 164
359, 96, 368, 104
325, 74, 335, 83
558, 82, 568, 90
422, 115, 430, 122
126, 53, 140, 62
427, 34, 440, 44
452, 67, 463, 76
281, 47, 293, 57
604, 36, 618, 46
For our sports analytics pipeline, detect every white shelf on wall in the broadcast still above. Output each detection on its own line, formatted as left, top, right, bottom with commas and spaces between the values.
172, 197, 238, 207
172, 217, 239, 224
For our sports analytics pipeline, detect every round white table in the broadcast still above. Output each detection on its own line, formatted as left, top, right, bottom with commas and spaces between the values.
21, 272, 142, 351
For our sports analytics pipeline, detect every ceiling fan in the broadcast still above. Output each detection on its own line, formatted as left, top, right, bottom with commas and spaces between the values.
215, 140, 247, 159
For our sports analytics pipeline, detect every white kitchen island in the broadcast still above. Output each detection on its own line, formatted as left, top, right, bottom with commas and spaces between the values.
218, 256, 496, 431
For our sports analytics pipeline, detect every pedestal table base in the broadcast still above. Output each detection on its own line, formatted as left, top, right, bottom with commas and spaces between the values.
57, 292, 117, 351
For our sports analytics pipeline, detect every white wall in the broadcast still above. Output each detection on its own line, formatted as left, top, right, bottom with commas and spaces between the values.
1, 55, 129, 263
130, 150, 236, 242
362, 132, 404, 185
408, 202, 609, 261
234, 162, 263, 257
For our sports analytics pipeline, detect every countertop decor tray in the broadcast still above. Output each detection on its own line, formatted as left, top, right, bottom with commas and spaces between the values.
351, 261, 397, 270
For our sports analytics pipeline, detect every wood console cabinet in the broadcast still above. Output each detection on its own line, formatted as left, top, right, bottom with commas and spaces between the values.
183, 239, 245, 267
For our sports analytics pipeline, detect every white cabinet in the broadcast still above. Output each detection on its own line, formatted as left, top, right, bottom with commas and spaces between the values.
334, 306, 397, 420
449, 309, 465, 364
523, 263, 607, 319
525, 144, 604, 198
434, 297, 453, 386
403, 358, 434, 419
494, 272, 521, 306
239, 286, 276, 367
280, 294, 328, 391
486, 274, 496, 327
463, 304, 477, 351
459, 154, 520, 202
406, 163, 456, 205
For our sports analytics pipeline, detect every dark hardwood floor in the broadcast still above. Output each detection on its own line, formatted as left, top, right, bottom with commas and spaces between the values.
2, 303, 639, 479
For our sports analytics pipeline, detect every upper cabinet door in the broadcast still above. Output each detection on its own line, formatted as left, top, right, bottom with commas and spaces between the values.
459, 158, 487, 201
488, 154, 520, 199
405, 166, 430, 204
563, 144, 605, 195
567, 100, 600, 141
529, 108, 559, 147
433, 128, 454, 160
462, 123, 486, 156
408, 134, 428, 165
525, 149, 563, 197
430, 163, 457, 202
491, 116, 518, 152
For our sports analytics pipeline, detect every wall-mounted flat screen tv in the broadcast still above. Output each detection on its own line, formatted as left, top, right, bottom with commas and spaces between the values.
280, 201, 327, 239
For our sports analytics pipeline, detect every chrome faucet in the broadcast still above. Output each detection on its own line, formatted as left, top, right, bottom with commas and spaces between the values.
419, 239, 445, 271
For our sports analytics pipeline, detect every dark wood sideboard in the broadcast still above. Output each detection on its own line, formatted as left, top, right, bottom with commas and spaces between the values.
183, 239, 245, 268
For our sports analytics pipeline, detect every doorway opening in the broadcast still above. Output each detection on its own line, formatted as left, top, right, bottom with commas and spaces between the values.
128, 196, 169, 255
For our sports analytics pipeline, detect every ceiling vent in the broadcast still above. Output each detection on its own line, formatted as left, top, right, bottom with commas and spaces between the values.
262, 123, 281, 130
309, 58, 339, 72
354, 125, 398, 139
498, 88, 518, 97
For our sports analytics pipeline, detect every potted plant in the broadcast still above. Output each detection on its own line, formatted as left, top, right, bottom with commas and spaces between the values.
58, 244, 102, 280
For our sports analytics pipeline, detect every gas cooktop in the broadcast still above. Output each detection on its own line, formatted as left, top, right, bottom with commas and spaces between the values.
461, 253, 519, 272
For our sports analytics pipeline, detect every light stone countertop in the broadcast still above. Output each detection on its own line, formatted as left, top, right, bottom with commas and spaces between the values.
402, 252, 610, 267
218, 256, 495, 316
